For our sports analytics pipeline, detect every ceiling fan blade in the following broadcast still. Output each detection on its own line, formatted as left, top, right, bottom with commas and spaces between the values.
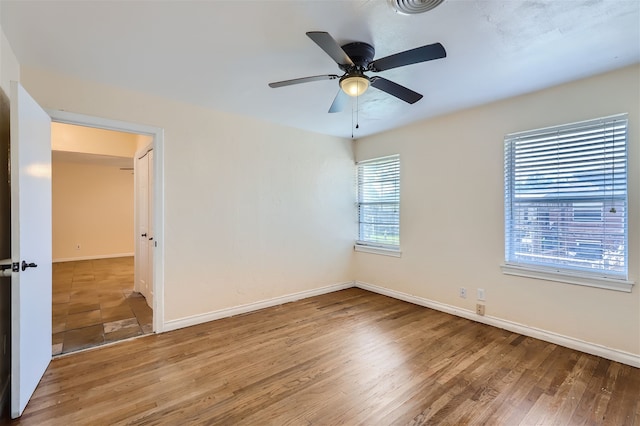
370, 77, 423, 104
328, 89, 349, 113
269, 74, 339, 88
306, 32, 355, 67
368, 43, 446, 72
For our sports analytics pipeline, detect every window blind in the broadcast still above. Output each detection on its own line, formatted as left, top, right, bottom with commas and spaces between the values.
504, 114, 628, 279
357, 155, 400, 247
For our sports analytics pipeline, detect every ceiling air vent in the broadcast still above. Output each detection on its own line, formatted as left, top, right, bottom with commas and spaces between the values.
387, 0, 445, 15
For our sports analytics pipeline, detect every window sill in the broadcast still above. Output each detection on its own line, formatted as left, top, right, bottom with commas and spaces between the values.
500, 263, 634, 293
354, 244, 402, 258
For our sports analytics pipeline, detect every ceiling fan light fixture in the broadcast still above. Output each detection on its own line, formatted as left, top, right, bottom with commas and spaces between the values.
340, 74, 369, 97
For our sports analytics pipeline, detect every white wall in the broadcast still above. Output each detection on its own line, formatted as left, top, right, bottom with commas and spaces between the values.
354, 64, 640, 357
0, 25, 19, 95
21, 67, 356, 322
52, 161, 134, 261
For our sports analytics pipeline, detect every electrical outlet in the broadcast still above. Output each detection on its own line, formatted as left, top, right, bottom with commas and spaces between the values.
476, 303, 485, 316
477, 288, 486, 301
459, 287, 467, 298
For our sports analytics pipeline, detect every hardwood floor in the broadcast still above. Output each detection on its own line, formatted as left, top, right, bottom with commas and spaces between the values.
7, 288, 639, 425
52, 257, 153, 355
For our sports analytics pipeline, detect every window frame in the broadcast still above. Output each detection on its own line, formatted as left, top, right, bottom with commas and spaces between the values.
502, 114, 633, 292
355, 154, 401, 257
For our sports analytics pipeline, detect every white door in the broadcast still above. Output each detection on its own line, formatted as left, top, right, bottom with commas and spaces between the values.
136, 151, 152, 308
10, 82, 52, 418
147, 150, 154, 308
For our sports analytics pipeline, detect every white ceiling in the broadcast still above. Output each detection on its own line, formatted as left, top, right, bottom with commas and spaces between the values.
2, 0, 639, 139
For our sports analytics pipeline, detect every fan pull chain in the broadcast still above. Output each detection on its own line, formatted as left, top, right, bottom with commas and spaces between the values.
356, 92, 360, 129
350, 80, 363, 138
351, 97, 354, 139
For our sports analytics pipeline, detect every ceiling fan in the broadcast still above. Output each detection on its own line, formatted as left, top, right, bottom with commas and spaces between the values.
268, 31, 446, 113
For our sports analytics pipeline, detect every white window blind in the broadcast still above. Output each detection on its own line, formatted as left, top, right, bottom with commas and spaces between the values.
504, 114, 628, 280
357, 155, 400, 248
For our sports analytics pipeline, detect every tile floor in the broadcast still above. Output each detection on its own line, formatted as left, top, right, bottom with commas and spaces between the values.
52, 256, 152, 355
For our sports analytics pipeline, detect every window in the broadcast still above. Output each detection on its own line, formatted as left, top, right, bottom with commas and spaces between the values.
572, 202, 604, 223
356, 155, 400, 252
503, 114, 631, 291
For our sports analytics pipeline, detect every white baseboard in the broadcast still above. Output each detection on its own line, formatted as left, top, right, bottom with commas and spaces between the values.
355, 281, 640, 368
53, 252, 134, 263
163, 281, 354, 332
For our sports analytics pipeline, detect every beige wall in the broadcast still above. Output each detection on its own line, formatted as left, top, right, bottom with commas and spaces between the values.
22, 66, 356, 322
52, 161, 134, 261
52, 122, 139, 158
136, 134, 153, 152
51, 123, 138, 261
354, 64, 640, 357
19, 54, 638, 358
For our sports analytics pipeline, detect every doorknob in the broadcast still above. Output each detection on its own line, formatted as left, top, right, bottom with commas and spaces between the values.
21, 261, 37, 271
141, 233, 147, 237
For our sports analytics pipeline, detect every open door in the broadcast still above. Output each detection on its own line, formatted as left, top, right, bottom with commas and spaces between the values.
147, 150, 154, 308
136, 151, 149, 304
136, 149, 154, 309
9, 81, 52, 418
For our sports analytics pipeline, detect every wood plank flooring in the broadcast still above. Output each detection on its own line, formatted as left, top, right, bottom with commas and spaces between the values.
52, 257, 153, 355
6, 288, 640, 425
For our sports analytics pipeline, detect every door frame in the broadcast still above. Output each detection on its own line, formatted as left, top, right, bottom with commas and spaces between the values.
48, 109, 165, 333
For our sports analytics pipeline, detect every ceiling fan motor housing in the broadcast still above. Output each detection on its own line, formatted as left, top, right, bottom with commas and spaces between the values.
340, 42, 376, 71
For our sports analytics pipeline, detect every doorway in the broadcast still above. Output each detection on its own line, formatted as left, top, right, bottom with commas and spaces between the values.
48, 110, 164, 355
